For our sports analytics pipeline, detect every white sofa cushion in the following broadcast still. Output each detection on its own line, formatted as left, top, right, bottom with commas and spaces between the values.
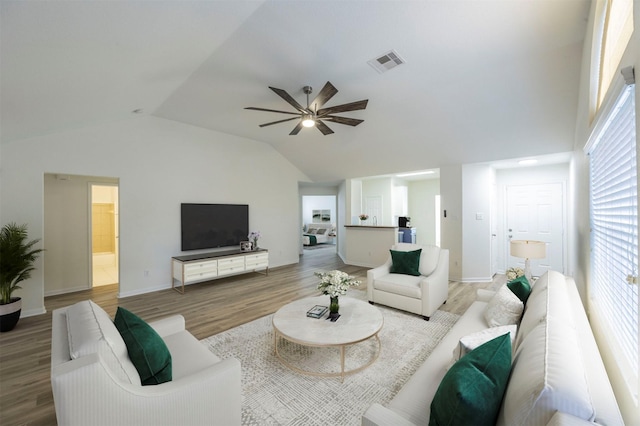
515, 270, 575, 350
65, 300, 141, 385
498, 318, 596, 426
483, 285, 524, 327
452, 324, 517, 363
373, 273, 422, 298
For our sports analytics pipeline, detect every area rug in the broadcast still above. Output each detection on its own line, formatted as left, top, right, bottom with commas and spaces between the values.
201, 290, 460, 426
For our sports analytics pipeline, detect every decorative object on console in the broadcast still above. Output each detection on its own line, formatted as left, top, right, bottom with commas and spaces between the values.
315, 270, 361, 322
510, 240, 546, 282
505, 266, 524, 281
0, 222, 44, 332
248, 230, 260, 250
359, 213, 369, 225
240, 241, 252, 252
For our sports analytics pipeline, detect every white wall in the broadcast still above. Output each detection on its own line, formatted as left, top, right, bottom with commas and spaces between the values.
439, 165, 463, 281
407, 179, 440, 245
1, 115, 308, 315
301, 195, 335, 227
462, 164, 494, 282
571, 0, 639, 422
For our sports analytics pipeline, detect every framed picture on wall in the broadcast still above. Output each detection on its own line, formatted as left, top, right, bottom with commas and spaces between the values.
240, 241, 252, 252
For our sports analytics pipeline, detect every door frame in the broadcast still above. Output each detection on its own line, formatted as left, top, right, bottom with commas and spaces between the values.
503, 181, 567, 276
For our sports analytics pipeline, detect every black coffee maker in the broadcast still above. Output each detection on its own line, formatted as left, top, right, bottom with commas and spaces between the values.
398, 216, 411, 227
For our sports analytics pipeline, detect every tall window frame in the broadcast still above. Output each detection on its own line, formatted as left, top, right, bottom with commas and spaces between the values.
586, 76, 638, 402
597, 0, 634, 109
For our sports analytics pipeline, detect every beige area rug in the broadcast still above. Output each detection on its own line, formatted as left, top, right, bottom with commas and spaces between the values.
201, 290, 460, 426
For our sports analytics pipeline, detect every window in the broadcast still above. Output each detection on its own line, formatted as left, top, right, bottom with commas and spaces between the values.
588, 82, 638, 400
597, 0, 634, 108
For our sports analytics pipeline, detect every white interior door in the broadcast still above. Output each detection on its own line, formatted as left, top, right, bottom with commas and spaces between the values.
365, 195, 382, 225
506, 183, 564, 276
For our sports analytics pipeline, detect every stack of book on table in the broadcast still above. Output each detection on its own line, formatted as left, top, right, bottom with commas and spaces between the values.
306, 305, 328, 318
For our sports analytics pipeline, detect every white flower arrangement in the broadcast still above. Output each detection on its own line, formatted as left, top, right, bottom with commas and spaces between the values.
506, 267, 525, 281
315, 270, 361, 297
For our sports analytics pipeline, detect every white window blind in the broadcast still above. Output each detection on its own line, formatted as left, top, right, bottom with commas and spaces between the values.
589, 83, 638, 390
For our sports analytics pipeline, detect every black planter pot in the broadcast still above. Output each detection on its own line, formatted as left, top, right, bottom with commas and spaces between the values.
0, 297, 22, 332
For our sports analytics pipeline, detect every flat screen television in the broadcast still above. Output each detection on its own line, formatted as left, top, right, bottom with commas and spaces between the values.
181, 203, 249, 251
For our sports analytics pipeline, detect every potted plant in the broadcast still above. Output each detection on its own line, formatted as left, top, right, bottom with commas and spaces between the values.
0, 222, 44, 332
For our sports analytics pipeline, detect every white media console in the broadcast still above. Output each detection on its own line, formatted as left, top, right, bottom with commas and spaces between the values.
172, 248, 269, 294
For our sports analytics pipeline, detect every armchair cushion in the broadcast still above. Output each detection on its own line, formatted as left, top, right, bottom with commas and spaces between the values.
114, 307, 172, 385
374, 273, 423, 298
390, 249, 422, 276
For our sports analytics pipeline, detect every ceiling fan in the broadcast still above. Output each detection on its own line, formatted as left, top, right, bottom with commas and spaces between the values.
245, 81, 368, 135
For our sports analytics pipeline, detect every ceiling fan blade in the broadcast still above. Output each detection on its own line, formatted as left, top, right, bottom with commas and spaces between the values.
317, 99, 368, 116
258, 117, 300, 127
289, 121, 304, 135
269, 86, 307, 113
245, 107, 300, 115
315, 120, 335, 135
308, 81, 338, 111
322, 115, 364, 126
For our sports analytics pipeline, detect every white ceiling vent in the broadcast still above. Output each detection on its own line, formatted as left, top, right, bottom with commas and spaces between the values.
368, 50, 405, 74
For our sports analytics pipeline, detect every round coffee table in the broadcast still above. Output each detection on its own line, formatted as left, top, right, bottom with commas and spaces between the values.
272, 295, 383, 382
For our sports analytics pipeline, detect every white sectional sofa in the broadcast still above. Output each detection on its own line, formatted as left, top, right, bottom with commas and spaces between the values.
51, 300, 241, 426
362, 270, 623, 426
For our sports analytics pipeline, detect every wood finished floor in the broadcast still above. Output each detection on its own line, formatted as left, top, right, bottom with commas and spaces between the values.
0, 247, 501, 425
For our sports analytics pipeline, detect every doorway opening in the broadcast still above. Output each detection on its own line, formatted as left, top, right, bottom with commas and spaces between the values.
91, 184, 119, 287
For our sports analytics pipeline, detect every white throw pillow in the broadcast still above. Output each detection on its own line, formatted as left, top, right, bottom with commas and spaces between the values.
66, 300, 141, 385
484, 285, 524, 327
452, 324, 518, 363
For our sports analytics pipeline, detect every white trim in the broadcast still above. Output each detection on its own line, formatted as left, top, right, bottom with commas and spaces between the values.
585, 75, 632, 153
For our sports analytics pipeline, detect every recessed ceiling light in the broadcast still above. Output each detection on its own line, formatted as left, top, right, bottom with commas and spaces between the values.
396, 171, 435, 178
518, 159, 538, 165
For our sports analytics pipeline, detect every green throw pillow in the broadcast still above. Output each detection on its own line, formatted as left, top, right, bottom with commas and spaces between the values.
390, 249, 422, 276
429, 333, 512, 426
507, 275, 532, 304
114, 307, 172, 385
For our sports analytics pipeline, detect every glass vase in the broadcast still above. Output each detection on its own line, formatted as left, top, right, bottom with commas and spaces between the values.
329, 296, 340, 321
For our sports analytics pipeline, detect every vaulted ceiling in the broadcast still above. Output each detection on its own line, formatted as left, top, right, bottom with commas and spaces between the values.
1, 0, 590, 183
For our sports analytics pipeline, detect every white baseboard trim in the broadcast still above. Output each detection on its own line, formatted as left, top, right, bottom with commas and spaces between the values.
459, 276, 494, 283
118, 284, 170, 299
45, 285, 91, 297
21, 307, 47, 318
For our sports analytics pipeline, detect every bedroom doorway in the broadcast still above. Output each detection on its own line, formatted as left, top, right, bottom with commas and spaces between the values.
91, 184, 119, 287
302, 195, 337, 253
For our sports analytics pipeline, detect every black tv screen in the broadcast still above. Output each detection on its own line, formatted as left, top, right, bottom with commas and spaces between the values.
181, 203, 249, 251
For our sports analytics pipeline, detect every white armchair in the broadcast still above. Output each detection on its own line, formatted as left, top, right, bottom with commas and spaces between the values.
367, 243, 449, 320
51, 300, 241, 426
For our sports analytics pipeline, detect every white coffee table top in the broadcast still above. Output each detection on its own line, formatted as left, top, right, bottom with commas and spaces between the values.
272, 295, 383, 346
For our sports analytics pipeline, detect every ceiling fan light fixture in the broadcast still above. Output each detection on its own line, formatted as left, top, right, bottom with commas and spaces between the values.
302, 114, 315, 127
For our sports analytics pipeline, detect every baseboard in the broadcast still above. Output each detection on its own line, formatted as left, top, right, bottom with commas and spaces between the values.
21, 306, 47, 318
45, 285, 91, 297
459, 276, 494, 283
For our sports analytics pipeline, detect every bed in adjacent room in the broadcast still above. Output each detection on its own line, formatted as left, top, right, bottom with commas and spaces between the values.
302, 223, 335, 246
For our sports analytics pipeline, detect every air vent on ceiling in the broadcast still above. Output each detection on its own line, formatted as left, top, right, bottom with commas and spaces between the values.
368, 50, 405, 74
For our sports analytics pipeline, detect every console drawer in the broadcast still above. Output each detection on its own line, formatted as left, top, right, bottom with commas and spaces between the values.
217, 256, 246, 276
